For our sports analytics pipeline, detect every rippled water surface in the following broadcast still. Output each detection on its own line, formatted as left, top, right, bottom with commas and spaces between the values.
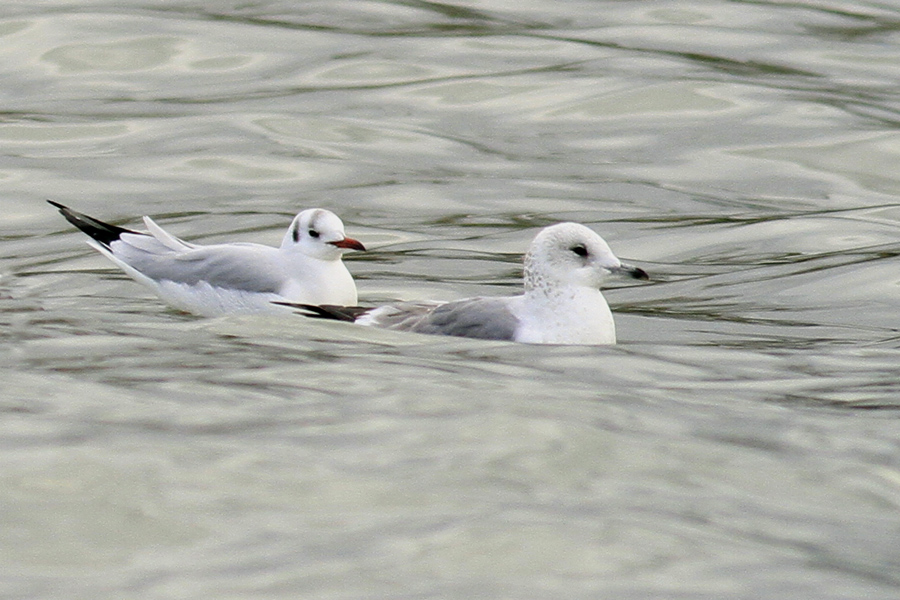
3, 1, 900, 598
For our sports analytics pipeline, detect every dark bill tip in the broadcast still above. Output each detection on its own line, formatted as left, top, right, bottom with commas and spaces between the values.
629, 266, 649, 281
612, 263, 649, 281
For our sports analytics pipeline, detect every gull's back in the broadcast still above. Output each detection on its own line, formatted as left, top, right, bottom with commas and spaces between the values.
361, 296, 522, 341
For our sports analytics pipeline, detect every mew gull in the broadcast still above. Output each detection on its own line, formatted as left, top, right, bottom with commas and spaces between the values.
49, 201, 365, 317
279, 222, 647, 345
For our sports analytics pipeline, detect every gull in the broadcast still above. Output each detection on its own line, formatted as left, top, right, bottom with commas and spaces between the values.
278, 222, 647, 345
49, 201, 365, 317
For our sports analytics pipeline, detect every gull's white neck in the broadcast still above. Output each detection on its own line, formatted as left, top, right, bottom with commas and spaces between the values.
516, 284, 616, 345
280, 250, 357, 305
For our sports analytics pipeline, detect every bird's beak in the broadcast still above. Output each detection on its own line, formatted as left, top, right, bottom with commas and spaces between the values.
328, 237, 366, 251
611, 263, 649, 281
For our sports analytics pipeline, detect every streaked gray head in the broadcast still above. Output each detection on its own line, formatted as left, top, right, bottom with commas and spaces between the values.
281, 209, 365, 259
523, 223, 647, 293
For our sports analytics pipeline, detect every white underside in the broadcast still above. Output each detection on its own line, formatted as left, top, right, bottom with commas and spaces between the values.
152, 280, 291, 317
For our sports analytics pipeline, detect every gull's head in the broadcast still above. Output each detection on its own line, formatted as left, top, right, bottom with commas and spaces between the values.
523, 223, 647, 293
281, 209, 365, 259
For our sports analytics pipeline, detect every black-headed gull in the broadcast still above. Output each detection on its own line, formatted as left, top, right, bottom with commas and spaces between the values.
49, 201, 365, 316
278, 222, 647, 345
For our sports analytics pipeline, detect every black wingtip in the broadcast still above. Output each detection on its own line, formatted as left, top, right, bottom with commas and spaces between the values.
273, 301, 370, 322
48, 200, 139, 248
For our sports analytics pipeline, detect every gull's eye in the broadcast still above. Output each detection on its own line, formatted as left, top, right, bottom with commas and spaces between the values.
308, 229, 320, 239
571, 244, 588, 258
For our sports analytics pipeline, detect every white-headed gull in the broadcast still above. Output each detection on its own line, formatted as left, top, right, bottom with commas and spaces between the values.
49, 201, 365, 317
278, 222, 647, 345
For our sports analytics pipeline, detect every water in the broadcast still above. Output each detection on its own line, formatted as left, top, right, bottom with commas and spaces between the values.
2, 0, 900, 597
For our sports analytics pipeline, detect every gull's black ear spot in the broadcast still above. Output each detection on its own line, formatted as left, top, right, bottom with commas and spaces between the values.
571, 244, 588, 258
292, 223, 300, 243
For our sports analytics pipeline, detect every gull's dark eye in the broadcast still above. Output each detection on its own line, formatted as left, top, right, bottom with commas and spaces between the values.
308, 229, 320, 239
571, 244, 588, 258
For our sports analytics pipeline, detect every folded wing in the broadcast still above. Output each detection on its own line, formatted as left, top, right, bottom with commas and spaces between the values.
396, 297, 520, 340
111, 240, 285, 293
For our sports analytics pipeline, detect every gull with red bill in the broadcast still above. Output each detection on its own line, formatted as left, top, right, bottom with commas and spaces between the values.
49, 201, 365, 316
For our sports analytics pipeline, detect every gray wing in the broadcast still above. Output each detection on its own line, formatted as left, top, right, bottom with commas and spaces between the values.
371, 297, 521, 341
112, 237, 285, 293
